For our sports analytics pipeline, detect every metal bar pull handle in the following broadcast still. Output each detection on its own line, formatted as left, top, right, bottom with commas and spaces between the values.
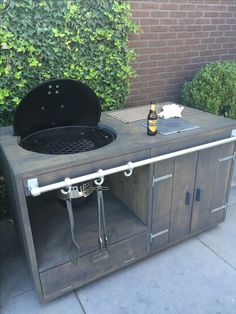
185, 190, 193, 205
195, 187, 203, 202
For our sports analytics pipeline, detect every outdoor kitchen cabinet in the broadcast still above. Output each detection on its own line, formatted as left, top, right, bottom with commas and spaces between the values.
1, 102, 236, 303
150, 142, 235, 252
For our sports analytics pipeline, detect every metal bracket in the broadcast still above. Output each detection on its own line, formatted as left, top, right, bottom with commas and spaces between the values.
231, 130, 236, 137
153, 174, 172, 186
27, 178, 39, 195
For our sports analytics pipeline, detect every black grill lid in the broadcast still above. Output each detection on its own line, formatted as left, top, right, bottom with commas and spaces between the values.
13, 79, 101, 138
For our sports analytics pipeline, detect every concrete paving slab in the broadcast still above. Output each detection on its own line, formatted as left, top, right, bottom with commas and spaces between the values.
77, 237, 236, 314
197, 204, 236, 269
1, 290, 84, 314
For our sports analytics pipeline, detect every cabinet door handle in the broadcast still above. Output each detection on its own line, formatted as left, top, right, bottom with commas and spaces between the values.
195, 187, 203, 201
185, 190, 193, 205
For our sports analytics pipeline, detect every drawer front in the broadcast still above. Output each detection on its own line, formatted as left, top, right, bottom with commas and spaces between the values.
40, 232, 148, 300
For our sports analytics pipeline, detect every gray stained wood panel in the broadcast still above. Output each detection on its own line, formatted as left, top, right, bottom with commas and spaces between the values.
107, 165, 150, 225
28, 191, 148, 272
40, 232, 148, 300
170, 153, 197, 242
191, 142, 235, 233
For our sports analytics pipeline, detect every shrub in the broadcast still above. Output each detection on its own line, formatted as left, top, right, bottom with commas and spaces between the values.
0, 0, 138, 126
181, 61, 236, 118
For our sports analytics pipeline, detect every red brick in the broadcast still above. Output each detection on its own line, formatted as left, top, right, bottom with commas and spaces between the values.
149, 26, 168, 32
188, 12, 204, 18
159, 33, 177, 40
160, 3, 178, 10
129, 40, 148, 48
150, 11, 169, 18
131, 10, 150, 18
170, 11, 187, 18
167, 39, 184, 46
139, 3, 159, 10
160, 19, 178, 25
141, 18, 159, 25
177, 32, 193, 39
179, 4, 196, 10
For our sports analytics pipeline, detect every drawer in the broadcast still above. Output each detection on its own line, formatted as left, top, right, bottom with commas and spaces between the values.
40, 231, 148, 300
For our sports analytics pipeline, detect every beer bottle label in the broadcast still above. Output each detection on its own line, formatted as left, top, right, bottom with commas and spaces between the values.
148, 119, 157, 132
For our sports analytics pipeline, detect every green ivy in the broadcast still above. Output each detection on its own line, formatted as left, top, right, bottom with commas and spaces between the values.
181, 61, 236, 118
0, 0, 138, 125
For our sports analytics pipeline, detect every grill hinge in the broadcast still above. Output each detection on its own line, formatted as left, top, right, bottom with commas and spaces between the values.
211, 204, 227, 214
150, 229, 169, 242
153, 174, 172, 186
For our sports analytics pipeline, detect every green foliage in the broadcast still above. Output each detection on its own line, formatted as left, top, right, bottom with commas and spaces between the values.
181, 61, 236, 118
0, 0, 138, 125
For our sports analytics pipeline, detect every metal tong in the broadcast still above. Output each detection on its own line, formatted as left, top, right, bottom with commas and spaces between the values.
94, 185, 109, 250
65, 194, 80, 264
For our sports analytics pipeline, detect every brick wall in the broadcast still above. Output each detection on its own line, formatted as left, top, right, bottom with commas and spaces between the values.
127, 0, 236, 107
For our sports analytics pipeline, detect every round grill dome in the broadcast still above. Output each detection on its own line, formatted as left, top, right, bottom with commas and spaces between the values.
13, 79, 116, 155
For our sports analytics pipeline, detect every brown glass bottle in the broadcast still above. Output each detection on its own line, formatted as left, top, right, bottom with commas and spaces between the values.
147, 103, 157, 136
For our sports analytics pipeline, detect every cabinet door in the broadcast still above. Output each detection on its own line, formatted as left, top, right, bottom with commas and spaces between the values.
169, 153, 197, 242
191, 142, 235, 234
151, 153, 197, 251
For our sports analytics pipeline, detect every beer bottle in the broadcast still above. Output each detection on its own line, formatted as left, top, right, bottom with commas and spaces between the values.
147, 102, 157, 136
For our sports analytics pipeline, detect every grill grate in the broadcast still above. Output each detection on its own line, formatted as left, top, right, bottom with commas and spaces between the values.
37, 137, 96, 154
20, 126, 115, 155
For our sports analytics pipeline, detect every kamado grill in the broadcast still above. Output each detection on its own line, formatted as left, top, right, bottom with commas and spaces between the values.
13, 78, 116, 155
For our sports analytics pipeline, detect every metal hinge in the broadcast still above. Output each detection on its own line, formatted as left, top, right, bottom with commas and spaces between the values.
211, 204, 227, 214
219, 155, 235, 162
150, 229, 169, 242
153, 174, 172, 186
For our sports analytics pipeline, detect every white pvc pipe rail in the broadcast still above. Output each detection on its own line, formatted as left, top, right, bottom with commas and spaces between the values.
29, 131, 236, 197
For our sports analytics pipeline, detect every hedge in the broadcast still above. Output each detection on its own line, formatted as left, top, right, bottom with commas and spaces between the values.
0, 0, 137, 126
181, 61, 236, 119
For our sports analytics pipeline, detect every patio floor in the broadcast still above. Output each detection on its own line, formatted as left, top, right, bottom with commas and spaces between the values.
1, 187, 236, 314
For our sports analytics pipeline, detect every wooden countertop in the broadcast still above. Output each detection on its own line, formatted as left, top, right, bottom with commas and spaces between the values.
1, 103, 236, 179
